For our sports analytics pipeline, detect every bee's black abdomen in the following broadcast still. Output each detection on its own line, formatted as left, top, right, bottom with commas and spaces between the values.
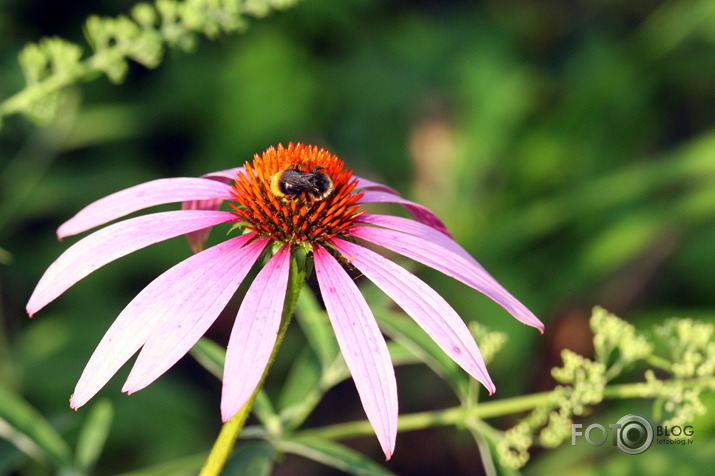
307, 171, 335, 200
270, 164, 334, 201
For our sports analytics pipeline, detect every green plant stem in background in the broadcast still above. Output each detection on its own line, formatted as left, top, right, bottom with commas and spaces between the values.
0, 0, 304, 127
199, 255, 306, 476
300, 378, 715, 442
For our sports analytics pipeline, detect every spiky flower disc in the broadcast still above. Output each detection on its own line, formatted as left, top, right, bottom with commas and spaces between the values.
231, 143, 364, 244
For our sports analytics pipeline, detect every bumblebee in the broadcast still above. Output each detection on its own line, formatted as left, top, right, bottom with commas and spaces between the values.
270, 165, 335, 201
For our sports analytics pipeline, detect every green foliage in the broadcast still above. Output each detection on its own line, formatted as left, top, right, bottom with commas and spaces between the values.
278, 437, 396, 476
74, 400, 113, 473
0, 385, 73, 471
650, 319, 715, 428
222, 441, 275, 476
0, 0, 303, 127
168, 304, 715, 474
497, 308, 715, 469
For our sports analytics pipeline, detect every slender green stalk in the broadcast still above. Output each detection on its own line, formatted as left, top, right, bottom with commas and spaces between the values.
300, 378, 715, 442
199, 254, 306, 476
0, 72, 84, 120
646, 354, 672, 372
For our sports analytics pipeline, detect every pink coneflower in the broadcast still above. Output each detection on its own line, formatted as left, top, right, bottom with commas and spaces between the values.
27, 143, 543, 459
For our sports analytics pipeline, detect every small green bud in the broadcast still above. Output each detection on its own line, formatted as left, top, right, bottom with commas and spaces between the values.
131, 3, 158, 28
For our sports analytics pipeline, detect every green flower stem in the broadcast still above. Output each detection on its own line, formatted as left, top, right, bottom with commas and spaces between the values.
198, 393, 258, 476
300, 378, 715, 442
0, 76, 74, 119
1, 44, 134, 114
199, 254, 306, 476
646, 354, 672, 372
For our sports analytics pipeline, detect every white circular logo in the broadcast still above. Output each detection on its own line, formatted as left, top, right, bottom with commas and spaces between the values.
616, 414, 653, 455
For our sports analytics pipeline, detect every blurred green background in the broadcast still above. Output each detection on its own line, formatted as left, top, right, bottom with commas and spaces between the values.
1, 0, 715, 474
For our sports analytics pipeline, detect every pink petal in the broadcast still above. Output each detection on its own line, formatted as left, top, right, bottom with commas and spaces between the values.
356, 213, 486, 272
221, 245, 291, 421
354, 176, 399, 195
332, 238, 495, 394
27, 210, 238, 317
201, 167, 244, 182
122, 236, 270, 394
58, 177, 235, 239
182, 199, 225, 253
182, 168, 244, 253
358, 190, 452, 238
348, 226, 544, 333
314, 245, 397, 460
70, 233, 259, 409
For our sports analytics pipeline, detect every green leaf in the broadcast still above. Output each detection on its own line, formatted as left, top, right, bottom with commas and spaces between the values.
376, 310, 468, 396
222, 441, 275, 476
277, 346, 322, 412
190, 339, 282, 428
386, 340, 422, 367
252, 390, 279, 430
579, 211, 661, 277
116, 452, 206, 476
295, 286, 339, 367
277, 347, 327, 431
279, 436, 395, 476
0, 385, 73, 470
278, 338, 420, 431
75, 399, 113, 473
190, 337, 226, 379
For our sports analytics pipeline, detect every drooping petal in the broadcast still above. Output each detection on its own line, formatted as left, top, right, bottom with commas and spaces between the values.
70, 233, 259, 409
356, 213, 486, 272
348, 226, 544, 333
354, 176, 399, 195
313, 245, 398, 460
332, 238, 495, 394
358, 190, 452, 237
27, 210, 238, 317
221, 245, 291, 422
182, 199, 225, 253
122, 236, 269, 394
182, 168, 245, 253
58, 177, 235, 239
201, 167, 244, 182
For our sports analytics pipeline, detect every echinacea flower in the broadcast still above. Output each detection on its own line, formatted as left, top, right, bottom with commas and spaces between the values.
27, 142, 543, 459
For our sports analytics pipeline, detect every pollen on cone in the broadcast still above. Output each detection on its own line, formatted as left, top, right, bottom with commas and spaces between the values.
231, 143, 364, 244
